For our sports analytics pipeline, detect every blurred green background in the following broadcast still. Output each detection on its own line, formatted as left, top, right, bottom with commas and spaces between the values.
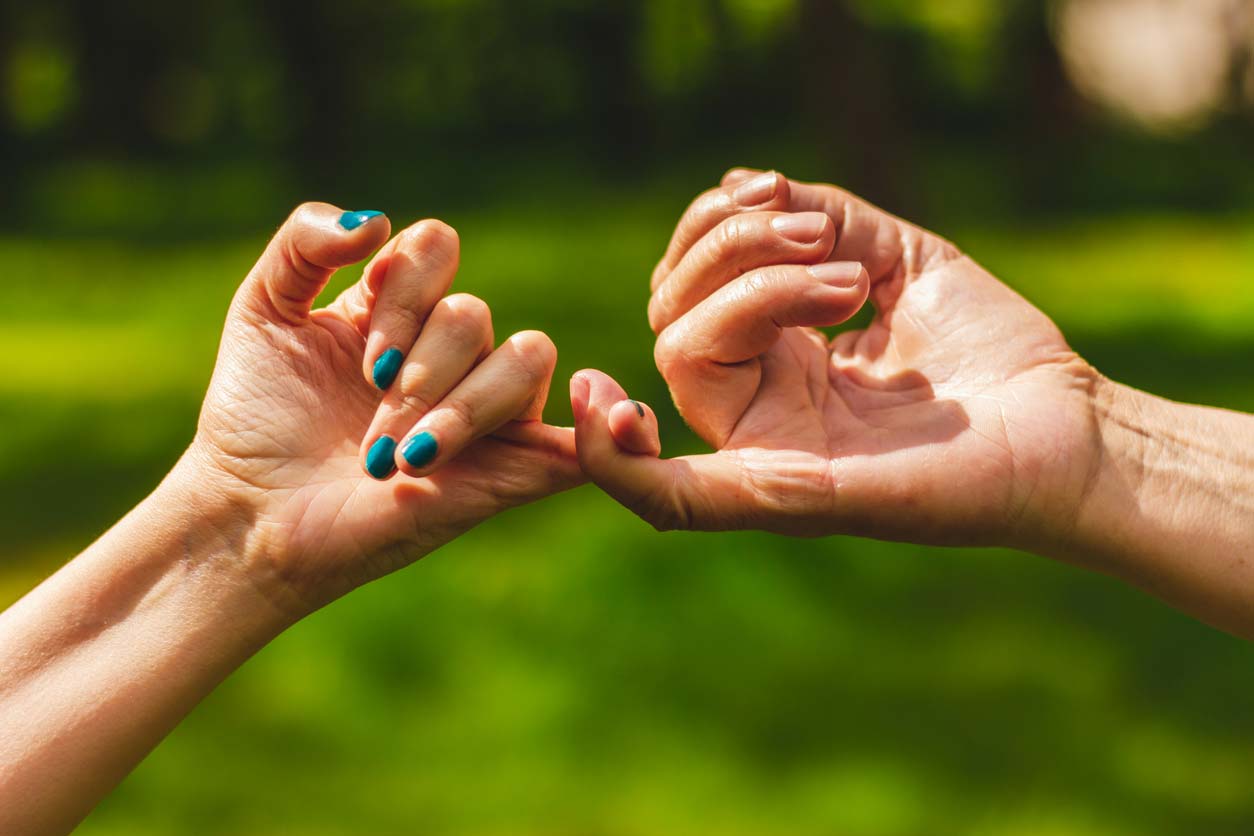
3, 1, 1254, 834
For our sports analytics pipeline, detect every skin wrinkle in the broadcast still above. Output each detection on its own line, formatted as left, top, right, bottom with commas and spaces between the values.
1149, 430, 1254, 512
638, 174, 1074, 547
1, 199, 595, 833
589, 171, 1254, 628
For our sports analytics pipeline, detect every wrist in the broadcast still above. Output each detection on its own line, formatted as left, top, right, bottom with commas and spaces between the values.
1039, 375, 1145, 567
1000, 359, 1110, 561
150, 446, 308, 633
1009, 370, 1165, 572
1032, 377, 1254, 636
1034, 373, 1237, 571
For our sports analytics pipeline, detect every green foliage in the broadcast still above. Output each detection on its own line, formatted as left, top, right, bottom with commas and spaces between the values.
3, 0, 1254, 832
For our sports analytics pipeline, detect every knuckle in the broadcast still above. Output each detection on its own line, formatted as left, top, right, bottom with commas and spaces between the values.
653, 330, 676, 372
647, 289, 670, 334
653, 326, 693, 376
643, 482, 694, 533
396, 368, 435, 410
680, 186, 733, 234
713, 215, 749, 257
401, 219, 460, 262
386, 302, 425, 332
505, 330, 557, 379
443, 292, 491, 321
274, 203, 332, 284
440, 394, 476, 429
689, 186, 725, 220
280, 236, 321, 286
743, 268, 774, 297
289, 201, 327, 227
438, 293, 493, 340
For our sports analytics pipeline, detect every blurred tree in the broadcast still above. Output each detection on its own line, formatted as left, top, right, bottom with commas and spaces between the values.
1, 0, 1252, 225
798, 0, 915, 214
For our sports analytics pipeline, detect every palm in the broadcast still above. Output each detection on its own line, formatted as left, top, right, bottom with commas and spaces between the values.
724, 254, 1097, 544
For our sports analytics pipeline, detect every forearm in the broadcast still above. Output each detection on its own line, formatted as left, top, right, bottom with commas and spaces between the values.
1061, 378, 1254, 637
0, 457, 292, 835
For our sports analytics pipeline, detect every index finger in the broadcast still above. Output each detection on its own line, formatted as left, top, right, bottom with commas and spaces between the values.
360, 220, 461, 390
651, 171, 791, 291
724, 168, 961, 289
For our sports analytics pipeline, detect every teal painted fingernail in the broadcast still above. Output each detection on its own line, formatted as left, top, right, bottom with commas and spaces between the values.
401, 431, 438, 469
339, 210, 383, 230
365, 435, 398, 480
372, 348, 403, 390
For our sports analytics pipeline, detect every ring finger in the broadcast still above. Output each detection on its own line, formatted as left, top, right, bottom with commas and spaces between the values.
361, 293, 494, 479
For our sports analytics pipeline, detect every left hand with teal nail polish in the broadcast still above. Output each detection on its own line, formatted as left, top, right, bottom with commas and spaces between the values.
350, 221, 567, 486
191, 203, 584, 614
0, 201, 585, 834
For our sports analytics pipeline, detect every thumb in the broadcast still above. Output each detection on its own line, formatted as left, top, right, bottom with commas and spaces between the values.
238, 202, 391, 325
570, 368, 746, 532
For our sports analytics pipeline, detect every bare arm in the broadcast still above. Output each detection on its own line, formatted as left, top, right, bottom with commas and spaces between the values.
1057, 380, 1254, 637
0, 464, 286, 835
0, 203, 580, 834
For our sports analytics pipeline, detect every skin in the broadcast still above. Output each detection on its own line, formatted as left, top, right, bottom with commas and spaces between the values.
0, 203, 582, 835
3, 174, 1252, 834
573, 168, 1254, 639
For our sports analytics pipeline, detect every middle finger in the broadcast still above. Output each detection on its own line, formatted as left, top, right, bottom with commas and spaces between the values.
648, 210, 835, 333
361, 293, 494, 480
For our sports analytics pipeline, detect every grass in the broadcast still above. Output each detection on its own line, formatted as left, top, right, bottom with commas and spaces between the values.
2, 182, 1253, 836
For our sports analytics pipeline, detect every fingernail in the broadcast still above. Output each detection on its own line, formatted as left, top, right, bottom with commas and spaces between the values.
628, 399, 645, 418
372, 347, 403, 390
401, 431, 438, 469
365, 435, 398, 480
339, 210, 384, 231
771, 212, 828, 244
733, 172, 778, 206
807, 262, 864, 288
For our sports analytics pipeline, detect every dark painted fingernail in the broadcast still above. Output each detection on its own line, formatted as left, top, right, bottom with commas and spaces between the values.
628, 399, 645, 417
339, 210, 383, 230
401, 431, 438, 469
372, 347, 403, 389
365, 435, 398, 480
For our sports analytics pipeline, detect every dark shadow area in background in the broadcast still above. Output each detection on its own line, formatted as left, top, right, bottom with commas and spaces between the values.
3, 0, 1254, 241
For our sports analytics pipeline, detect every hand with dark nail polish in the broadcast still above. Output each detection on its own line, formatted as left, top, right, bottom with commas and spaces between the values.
0, 201, 586, 835
574, 169, 1254, 642
193, 204, 582, 600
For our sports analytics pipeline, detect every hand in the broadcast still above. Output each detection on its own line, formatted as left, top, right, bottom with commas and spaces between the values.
573, 170, 1102, 549
184, 204, 581, 615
